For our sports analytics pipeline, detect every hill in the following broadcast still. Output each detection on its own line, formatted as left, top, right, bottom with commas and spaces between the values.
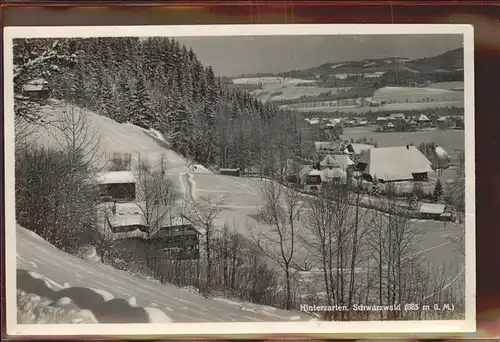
240, 48, 464, 85
16, 224, 311, 323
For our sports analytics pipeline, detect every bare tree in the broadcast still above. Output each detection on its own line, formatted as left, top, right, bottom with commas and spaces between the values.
302, 180, 368, 320
249, 181, 304, 310
181, 194, 229, 291
134, 155, 180, 238
366, 187, 424, 319
15, 104, 102, 251
51, 104, 102, 170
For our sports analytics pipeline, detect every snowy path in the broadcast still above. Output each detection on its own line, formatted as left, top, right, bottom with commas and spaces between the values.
16, 226, 311, 323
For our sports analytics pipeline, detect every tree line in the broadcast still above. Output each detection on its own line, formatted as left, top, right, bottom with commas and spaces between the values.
14, 37, 317, 177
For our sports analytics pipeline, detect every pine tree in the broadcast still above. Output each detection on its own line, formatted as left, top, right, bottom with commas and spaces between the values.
129, 75, 152, 129
115, 70, 133, 123
433, 179, 444, 203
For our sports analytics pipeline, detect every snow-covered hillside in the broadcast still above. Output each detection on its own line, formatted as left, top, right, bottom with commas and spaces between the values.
16, 225, 311, 323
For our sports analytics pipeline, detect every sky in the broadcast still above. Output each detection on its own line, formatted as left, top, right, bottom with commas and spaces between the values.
174, 34, 463, 77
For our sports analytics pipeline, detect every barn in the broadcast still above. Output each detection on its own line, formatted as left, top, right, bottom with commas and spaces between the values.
357, 145, 433, 183
419, 203, 455, 222
97, 171, 137, 202
22, 78, 50, 99
220, 168, 241, 177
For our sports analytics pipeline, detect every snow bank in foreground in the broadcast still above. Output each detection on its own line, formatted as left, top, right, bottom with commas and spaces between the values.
17, 289, 98, 324
28, 271, 62, 291
89, 288, 115, 302
143, 307, 173, 323
17, 269, 172, 323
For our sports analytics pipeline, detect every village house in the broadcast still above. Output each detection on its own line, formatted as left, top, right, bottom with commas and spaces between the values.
376, 116, 388, 127
319, 154, 355, 171
356, 145, 433, 183
104, 202, 201, 260
314, 141, 346, 156
303, 169, 323, 192
302, 167, 348, 192
22, 78, 50, 99
408, 119, 418, 131
97, 171, 137, 202
388, 113, 406, 131
419, 203, 455, 222
437, 116, 455, 130
220, 168, 241, 177
417, 114, 431, 128
384, 122, 396, 132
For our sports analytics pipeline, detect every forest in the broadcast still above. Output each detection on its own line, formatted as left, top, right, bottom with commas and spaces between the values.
14, 37, 315, 179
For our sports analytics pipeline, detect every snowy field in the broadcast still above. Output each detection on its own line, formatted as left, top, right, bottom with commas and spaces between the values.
282, 100, 464, 114
232, 76, 316, 86
342, 126, 465, 161
16, 225, 312, 323
429, 81, 465, 90
372, 86, 464, 103
252, 86, 349, 103
279, 85, 464, 113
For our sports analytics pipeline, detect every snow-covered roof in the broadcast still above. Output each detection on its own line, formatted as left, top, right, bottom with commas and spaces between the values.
437, 116, 448, 121
109, 214, 146, 228
418, 114, 430, 122
376, 116, 388, 121
389, 113, 406, 120
358, 145, 433, 182
419, 203, 446, 215
386, 122, 396, 128
319, 154, 354, 169
307, 169, 323, 176
345, 143, 375, 155
22, 78, 49, 92
98, 171, 136, 184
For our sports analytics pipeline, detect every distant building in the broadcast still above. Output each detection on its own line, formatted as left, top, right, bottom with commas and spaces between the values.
22, 78, 50, 99
384, 122, 396, 132
105, 206, 200, 260
357, 145, 433, 182
321, 167, 348, 184
388, 113, 406, 130
419, 203, 455, 222
303, 169, 323, 192
302, 167, 347, 192
345, 143, 375, 157
97, 171, 136, 202
314, 141, 345, 155
408, 119, 418, 131
220, 168, 241, 177
417, 114, 431, 127
437, 116, 454, 130
319, 154, 355, 170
